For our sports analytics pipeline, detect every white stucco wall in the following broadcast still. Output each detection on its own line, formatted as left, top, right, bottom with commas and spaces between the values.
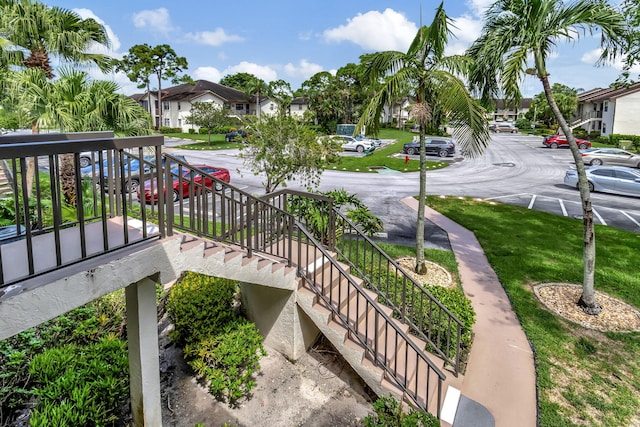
613, 92, 640, 135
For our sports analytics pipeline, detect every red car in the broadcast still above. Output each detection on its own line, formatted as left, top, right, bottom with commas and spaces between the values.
138, 165, 231, 203
543, 135, 591, 149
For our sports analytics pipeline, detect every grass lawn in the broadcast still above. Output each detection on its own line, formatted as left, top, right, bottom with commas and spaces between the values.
327, 128, 449, 173
425, 195, 640, 427
167, 129, 449, 172
166, 132, 242, 150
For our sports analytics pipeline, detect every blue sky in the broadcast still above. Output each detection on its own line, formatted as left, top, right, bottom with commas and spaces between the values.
44, 0, 633, 97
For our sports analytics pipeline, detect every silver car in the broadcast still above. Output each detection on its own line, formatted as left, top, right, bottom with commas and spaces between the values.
581, 148, 640, 168
564, 166, 640, 197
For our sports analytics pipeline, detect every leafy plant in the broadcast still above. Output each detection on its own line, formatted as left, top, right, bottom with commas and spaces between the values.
28, 336, 129, 426
166, 272, 238, 347
363, 396, 439, 427
185, 319, 266, 406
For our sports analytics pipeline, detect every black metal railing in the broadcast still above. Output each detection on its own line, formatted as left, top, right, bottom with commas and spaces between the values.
295, 224, 444, 415
262, 189, 463, 374
0, 132, 164, 287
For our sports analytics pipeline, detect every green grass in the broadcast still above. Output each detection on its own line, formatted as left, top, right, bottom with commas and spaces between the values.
425, 195, 640, 427
166, 132, 243, 150
168, 128, 449, 172
328, 128, 449, 173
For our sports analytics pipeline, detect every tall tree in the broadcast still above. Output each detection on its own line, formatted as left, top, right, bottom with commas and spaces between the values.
357, 3, 490, 274
0, 0, 113, 196
526, 84, 578, 127
220, 72, 260, 93
267, 79, 293, 117
468, 0, 626, 314
245, 76, 268, 119
117, 44, 189, 128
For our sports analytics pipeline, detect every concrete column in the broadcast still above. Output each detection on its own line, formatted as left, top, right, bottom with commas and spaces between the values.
126, 278, 161, 426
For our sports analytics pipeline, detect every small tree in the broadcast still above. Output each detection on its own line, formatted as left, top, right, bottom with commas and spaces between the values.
185, 101, 231, 143
240, 115, 339, 193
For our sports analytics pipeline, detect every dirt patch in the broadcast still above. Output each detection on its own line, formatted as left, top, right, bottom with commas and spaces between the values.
158, 316, 376, 427
533, 283, 640, 332
395, 257, 455, 288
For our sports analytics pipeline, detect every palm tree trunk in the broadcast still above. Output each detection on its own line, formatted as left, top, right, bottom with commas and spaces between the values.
415, 128, 427, 274
541, 76, 600, 314
25, 120, 39, 198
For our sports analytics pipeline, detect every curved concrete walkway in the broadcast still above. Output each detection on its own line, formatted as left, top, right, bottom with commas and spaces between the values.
402, 197, 537, 427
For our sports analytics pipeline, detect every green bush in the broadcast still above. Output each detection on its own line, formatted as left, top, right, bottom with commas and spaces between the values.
28, 337, 129, 426
167, 272, 238, 347
198, 127, 209, 135
363, 396, 439, 427
159, 126, 182, 134
188, 128, 196, 134
425, 285, 475, 360
185, 319, 266, 405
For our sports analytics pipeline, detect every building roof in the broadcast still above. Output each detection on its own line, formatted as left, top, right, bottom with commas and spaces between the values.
578, 82, 640, 103
145, 80, 250, 104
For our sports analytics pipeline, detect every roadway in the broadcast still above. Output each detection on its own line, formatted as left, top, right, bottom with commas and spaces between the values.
166, 133, 640, 245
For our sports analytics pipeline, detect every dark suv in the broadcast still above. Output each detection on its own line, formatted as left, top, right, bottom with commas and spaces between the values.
402, 137, 455, 157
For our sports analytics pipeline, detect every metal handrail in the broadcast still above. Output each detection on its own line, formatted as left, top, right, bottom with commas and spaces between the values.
295, 222, 444, 415
332, 209, 463, 373
260, 189, 464, 373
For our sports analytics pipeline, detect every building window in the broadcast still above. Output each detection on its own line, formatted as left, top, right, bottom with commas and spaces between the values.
236, 104, 244, 111
163, 101, 169, 110
603, 101, 608, 112
270, 104, 274, 110
298, 104, 303, 110
177, 102, 181, 110
178, 119, 182, 127
164, 118, 170, 127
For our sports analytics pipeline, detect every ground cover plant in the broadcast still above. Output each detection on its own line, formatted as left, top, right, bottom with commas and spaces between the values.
426, 195, 640, 426
166, 272, 266, 407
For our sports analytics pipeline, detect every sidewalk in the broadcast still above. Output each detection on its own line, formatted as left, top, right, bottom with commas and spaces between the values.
402, 197, 537, 427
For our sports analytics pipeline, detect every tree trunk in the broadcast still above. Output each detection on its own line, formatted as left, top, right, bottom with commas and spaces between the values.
157, 71, 163, 130
25, 121, 39, 198
415, 127, 427, 274
540, 75, 600, 315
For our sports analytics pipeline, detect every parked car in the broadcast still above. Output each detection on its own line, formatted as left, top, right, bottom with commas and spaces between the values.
490, 123, 518, 133
580, 148, 640, 168
139, 164, 231, 203
563, 165, 640, 197
402, 137, 456, 157
338, 136, 374, 153
82, 154, 188, 193
543, 134, 591, 149
225, 129, 250, 142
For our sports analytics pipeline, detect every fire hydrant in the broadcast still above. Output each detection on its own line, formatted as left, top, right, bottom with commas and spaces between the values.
405, 155, 409, 165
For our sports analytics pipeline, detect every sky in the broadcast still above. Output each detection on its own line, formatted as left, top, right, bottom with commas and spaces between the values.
43, 0, 636, 98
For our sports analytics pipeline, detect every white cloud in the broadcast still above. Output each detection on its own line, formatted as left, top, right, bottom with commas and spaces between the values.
72, 8, 121, 56
284, 60, 324, 80
323, 8, 418, 52
193, 67, 224, 83
450, 15, 483, 45
298, 30, 313, 41
466, 0, 494, 17
185, 28, 244, 46
582, 48, 640, 73
222, 62, 278, 82
132, 8, 175, 35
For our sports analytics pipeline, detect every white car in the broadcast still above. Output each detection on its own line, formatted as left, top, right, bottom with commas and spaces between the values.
338, 136, 374, 153
564, 166, 640, 197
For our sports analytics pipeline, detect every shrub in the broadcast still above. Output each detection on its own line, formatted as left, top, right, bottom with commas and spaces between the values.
425, 285, 475, 361
199, 127, 209, 135
188, 128, 196, 134
167, 272, 238, 347
185, 319, 266, 406
159, 126, 182, 134
363, 396, 439, 427
28, 337, 129, 426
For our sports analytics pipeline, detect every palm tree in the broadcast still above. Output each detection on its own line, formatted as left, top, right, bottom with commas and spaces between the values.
467, 0, 626, 314
12, 67, 151, 204
0, 0, 113, 196
357, 3, 490, 274
245, 77, 268, 119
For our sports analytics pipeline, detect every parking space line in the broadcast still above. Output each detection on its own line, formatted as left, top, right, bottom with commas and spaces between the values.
527, 195, 537, 209
592, 208, 606, 225
621, 211, 640, 229
558, 199, 568, 217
